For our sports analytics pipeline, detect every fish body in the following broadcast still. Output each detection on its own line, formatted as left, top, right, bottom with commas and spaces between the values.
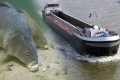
0, 3, 39, 72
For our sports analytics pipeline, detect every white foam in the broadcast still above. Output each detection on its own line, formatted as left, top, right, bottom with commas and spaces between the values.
75, 49, 120, 63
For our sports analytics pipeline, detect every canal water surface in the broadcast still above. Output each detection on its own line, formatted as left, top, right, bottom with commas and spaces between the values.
0, 0, 120, 80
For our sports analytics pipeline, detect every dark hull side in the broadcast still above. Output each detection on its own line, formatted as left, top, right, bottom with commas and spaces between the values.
43, 12, 119, 57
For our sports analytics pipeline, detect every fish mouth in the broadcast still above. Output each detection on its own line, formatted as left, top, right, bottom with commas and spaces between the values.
27, 63, 39, 72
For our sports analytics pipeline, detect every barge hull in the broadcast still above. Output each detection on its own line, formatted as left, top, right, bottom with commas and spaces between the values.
43, 11, 119, 57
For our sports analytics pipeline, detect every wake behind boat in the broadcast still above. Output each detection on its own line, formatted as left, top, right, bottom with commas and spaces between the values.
42, 4, 120, 57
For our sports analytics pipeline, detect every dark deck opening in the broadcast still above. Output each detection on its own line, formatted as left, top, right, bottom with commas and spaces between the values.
53, 11, 93, 28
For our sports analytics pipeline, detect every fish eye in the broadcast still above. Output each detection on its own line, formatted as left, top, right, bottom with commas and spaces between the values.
0, 2, 10, 8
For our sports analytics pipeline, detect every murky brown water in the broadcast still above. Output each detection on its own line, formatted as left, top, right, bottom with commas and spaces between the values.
0, 0, 120, 80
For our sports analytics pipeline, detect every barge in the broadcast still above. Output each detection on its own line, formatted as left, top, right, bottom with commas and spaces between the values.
42, 4, 120, 57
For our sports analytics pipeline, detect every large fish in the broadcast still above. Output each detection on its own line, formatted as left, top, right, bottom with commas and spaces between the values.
0, 2, 40, 72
